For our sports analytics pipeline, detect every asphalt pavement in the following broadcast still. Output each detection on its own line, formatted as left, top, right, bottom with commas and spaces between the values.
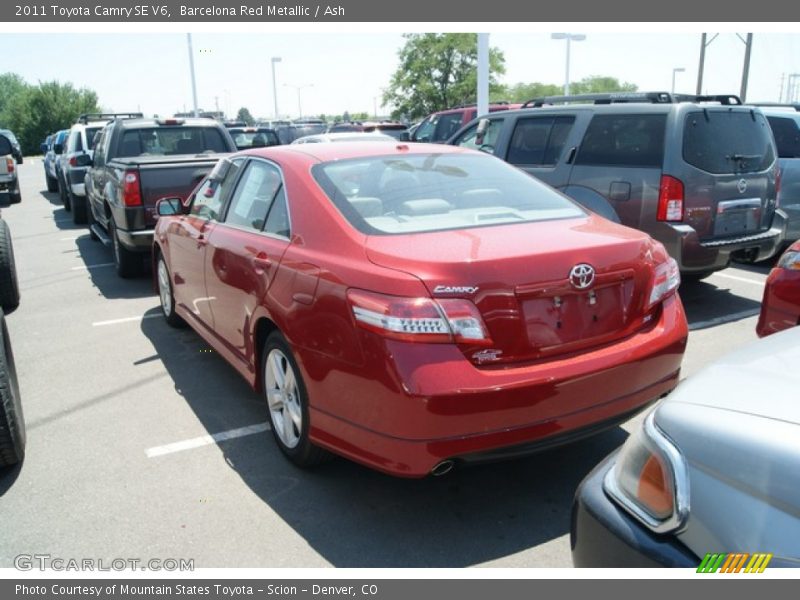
0, 159, 773, 569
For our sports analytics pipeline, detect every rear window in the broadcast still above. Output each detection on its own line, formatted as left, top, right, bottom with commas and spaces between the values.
576, 114, 666, 168
118, 127, 228, 157
766, 116, 800, 159
683, 110, 775, 174
311, 152, 585, 235
230, 130, 280, 149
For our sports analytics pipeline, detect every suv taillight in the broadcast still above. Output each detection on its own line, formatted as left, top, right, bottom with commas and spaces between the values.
122, 170, 142, 207
657, 175, 684, 222
347, 290, 492, 345
5, 157, 13, 173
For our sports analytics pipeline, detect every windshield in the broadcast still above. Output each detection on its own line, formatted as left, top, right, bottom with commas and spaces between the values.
119, 127, 228, 156
683, 110, 775, 174
312, 152, 585, 235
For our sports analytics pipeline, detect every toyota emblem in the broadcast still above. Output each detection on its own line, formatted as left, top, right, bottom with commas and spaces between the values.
569, 264, 595, 290
737, 178, 747, 194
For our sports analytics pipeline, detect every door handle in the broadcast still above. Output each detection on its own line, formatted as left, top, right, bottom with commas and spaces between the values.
565, 146, 577, 165
251, 254, 272, 271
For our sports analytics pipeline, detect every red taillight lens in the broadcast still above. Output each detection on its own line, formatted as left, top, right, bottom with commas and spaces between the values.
69, 156, 77, 167
347, 290, 492, 345
122, 170, 142, 207
6, 157, 14, 173
657, 175, 684, 222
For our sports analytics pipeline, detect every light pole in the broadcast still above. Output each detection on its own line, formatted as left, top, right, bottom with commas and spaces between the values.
284, 83, 313, 118
186, 33, 199, 117
271, 57, 282, 119
671, 67, 685, 94
551, 33, 586, 96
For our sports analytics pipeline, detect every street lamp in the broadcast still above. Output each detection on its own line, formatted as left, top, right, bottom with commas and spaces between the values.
284, 83, 313, 118
271, 57, 282, 119
672, 67, 686, 95
551, 33, 586, 96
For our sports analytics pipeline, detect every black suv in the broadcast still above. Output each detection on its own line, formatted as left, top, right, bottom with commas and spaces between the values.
449, 92, 786, 278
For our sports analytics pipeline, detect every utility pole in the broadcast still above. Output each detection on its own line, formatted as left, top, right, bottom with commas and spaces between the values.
477, 33, 489, 118
739, 33, 753, 103
779, 73, 786, 103
186, 33, 199, 117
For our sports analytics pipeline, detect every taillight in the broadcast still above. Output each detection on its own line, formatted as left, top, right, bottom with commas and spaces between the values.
6, 157, 14, 173
69, 156, 77, 167
603, 411, 689, 533
347, 290, 492, 345
657, 175, 684, 222
122, 170, 142, 207
647, 257, 680, 310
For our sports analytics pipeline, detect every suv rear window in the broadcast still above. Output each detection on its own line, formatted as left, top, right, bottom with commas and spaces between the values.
576, 114, 666, 168
312, 153, 585, 235
766, 116, 800, 159
683, 110, 775, 174
119, 127, 227, 156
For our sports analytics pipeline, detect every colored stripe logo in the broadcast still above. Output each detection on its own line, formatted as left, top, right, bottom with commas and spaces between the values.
697, 553, 773, 573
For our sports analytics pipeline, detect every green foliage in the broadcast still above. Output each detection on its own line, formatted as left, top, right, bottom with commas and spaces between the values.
0, 74, 101, 155
570, 76, 638, 95
383, 34, 506, 120
496, 82, 563, 103
236, 107, 255, 125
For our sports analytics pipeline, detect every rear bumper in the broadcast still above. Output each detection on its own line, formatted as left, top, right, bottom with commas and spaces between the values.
303, 294, 688, 477
571, 452, 699, 567
117, 228, 154, 253
656, 210, 787, 273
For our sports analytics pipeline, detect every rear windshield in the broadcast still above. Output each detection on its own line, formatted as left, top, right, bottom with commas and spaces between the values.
329, 124, 362, 133
230, 130, 280, 149
683, 110, 775, 174
118, 127, 228, 157
576, 114, 666, 168
766, 116, 800, 159
312, 153, 585, 235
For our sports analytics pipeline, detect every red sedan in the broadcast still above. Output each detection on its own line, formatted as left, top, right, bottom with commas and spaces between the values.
152, 142, 688, 477
757, 240, 800, 337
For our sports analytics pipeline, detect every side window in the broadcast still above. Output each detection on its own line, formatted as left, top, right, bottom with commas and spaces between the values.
190, 159, 242, 221
507, 116, 576, 166
455, 118, 504, 151
264, 187, 290, 238
433, 113, 465, 142
223, 161, 282, 231
413, 116, 437, 142
767, 116, 800, 158
93, 129, 107, 167
576, 114, 666, 168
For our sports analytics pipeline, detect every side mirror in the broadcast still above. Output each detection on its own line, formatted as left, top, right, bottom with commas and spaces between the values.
155, 197, 184, 217
74, 154, 92, 167
54, 143, 64, 154
475, 118, 491, 147
40, 142, 48, 154
0, 135, 12, 156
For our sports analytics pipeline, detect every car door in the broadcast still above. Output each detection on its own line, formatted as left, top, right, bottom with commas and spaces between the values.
502, 114, 578, 188
167, 158, 244, 330
203, 158, 291, 371
86, 127, 111, 224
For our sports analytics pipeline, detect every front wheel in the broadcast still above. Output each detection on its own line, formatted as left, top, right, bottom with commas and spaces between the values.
156, 254, 185, 328
0, 309, 25, 467
262, 332, 330, 468
0, 220, 20, 313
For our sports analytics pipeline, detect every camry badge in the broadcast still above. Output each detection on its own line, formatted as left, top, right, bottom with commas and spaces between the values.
569, 264, 595, 290
737, 178, 747, 194
433, 285, 479, 294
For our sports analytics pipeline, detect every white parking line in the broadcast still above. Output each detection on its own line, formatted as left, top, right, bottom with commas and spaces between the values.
145, 422, 270, 458
60, 235, 82, 241
711, 272, 766, 287
92, 314, 161, 327
70, 262, 114, 271
688, 308, 761, 331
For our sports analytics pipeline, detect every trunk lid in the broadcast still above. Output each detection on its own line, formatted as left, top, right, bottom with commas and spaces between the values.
366, 215, 661, 365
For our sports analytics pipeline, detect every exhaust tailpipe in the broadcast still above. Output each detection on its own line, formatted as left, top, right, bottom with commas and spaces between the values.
431, 460, 455, 477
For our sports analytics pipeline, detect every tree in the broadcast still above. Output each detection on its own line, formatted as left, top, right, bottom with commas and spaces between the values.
0, 73, 28, 122
570, 76, 638, 95
496, 82, 563, 103
383, 34, 506, 120
236, 107, 255, 125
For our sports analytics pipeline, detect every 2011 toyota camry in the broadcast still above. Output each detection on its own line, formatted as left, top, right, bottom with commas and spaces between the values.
152, 142, 688, 477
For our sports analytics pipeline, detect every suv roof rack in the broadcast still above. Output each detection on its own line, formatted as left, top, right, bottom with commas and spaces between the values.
77, 112, 143, 124
521, 92, 743, 108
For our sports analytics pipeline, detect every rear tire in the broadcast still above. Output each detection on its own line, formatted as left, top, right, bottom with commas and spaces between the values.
46, 173, 58, 193
71, 195, 88, 225
109, 219, 142, 279
156, 254, 185, 328
0, 220, 20, 314
8, 188, 21, 205
262, 331, 330, 469
0, 309, 25, 468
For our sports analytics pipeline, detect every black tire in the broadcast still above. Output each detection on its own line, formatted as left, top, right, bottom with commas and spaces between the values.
58, 175, 68, 204
0, 220, 20, 314
109, 219, 141, 279
62, 181, 72, 212
87, 205, 99, 241
8, 188, 21, 205
156, 253, 186, 328
46, 173, 58, 193
0, 309, 25, 468
262, 331, 330, 468
71, 194, 88, 225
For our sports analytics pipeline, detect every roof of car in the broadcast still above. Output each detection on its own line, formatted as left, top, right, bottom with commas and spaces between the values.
238, 140, 475, 164
291, 132, 396, 144
117, 117, 223, 128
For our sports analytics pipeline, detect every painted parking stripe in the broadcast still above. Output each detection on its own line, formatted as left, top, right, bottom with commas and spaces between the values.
711, 272, 766, 287
688, 308, 761, 331
70, 262, 114, 271
145, 422, 270, 458
92, 314, 161, 327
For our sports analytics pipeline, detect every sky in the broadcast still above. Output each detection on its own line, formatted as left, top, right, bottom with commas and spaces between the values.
1, 28, 799, 120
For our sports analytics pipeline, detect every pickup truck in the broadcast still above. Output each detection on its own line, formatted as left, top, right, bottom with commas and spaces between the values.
85, 117, 236, 277
0, 132, 21, 205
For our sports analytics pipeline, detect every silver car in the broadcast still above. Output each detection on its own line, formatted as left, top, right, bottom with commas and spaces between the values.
571, 326, 800, 568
